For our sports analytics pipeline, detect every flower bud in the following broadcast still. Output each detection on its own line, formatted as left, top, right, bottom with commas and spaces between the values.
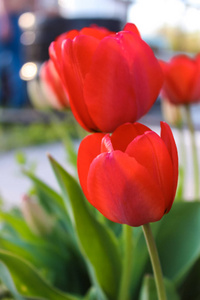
78, 122, 178, 226
159, 54, 200, 105
21, 195, 55, 237
49, 23, 163, 133
40, 59, 70, 110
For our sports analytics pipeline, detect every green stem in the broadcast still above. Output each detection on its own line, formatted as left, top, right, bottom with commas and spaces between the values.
184, 105, 200, 200
118, 225, 133, 300
176, 121, 186, 200
142, 223, 167, 300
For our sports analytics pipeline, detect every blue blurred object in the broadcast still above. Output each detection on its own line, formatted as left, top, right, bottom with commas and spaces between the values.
0, 13, 27, 108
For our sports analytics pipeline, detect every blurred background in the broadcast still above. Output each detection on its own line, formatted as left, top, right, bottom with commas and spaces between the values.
0, 0, 200, 110
0, 0, 200, 206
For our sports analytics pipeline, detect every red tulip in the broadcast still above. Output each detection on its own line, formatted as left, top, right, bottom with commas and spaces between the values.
159, 54, 200, 105
78, 122, 178, 226
40, 59, 70, 109
49, 23, 163, 133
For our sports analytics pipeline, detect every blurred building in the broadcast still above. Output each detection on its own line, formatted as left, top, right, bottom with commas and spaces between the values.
24, 0, 133, 63
0, 0, 35, 107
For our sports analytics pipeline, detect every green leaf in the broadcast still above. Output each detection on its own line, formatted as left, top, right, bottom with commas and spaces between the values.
0, 261, 26, 300
154, 202, 200, 284
0, 205, 90, 295
0, 236, 66, 272
130, 227, 149, 298
63, 132, 78, 168
83, 287, 104, 300
139, 275, 180, 300
0, 250, 79, 300
23, 170, 66, 217
15, 151, 27, 166
178, 256, 200, 300
48, 155, 121, 300
0, 211, 37, 242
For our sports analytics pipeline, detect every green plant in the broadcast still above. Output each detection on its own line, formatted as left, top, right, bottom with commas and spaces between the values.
0, 148, 199, 299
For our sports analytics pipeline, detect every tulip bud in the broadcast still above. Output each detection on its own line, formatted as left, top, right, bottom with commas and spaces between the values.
159, 54, 200, 105
78, 122, 178, 227
27, 78, 50, 109
49, 23, 163, 133
40, 59, 70, 110
21, 195, 55, 237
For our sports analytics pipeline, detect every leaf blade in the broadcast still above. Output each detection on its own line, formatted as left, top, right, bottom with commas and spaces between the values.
0, 250, 79, 300
48, 155, 121, 300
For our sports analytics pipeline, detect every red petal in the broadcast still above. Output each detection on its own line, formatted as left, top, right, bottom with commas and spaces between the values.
84, 31, 163, 132
87, 151, 165, 226
111, 123, 151, 152
160, 122, 178, 210
125, 131, 174, 211
165, 55, 197, 104
49, 41, 61, 74
80, 27, 112, 40
77, 133, 105, 199
62, 38, 98, 131
123, 23, 141, 37
49, 31, 77, 74
72, 35, 100, 79
40, 60, 69, 108
84, 36, 138, 132
117, 31, 163, 118
64, 29, 79, 40
190, 54, 200, 101
159, 60, 169, 74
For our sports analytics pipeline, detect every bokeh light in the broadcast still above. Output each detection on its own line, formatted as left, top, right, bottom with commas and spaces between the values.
19, 62, 38, 81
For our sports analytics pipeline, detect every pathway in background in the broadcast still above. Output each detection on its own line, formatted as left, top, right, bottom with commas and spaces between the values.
0, 142, 69, 209
0, 125, 200, 209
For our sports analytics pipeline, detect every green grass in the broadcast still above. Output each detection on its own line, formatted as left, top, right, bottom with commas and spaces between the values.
0, 117, 84, 152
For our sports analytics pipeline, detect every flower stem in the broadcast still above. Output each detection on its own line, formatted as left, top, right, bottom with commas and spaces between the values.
142, 223, 167, 300
176, 121, 186, 200
118, 225, 133, 300
184, 104, 200, 200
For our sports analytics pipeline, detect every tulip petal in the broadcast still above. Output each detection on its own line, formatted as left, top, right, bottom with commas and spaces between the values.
160, 122, 178, 210
62, 38, 99, 131
40, 60, 69, 108
49, 31, 79, 73
72, 34, 100, 79
80, 27, 112, 40
118, 31, 163, 117
190, 54, 200, 101
84, 31, 163, 132
63, 29, 79, 40
160, 54, 200, 104
123, 23, 141, 37
84, 36, 138, 132
87, 151, 165, 226
111, 122, 151, 152
49, 41, 60, 73
78, 133, 105, 199
164, 56, 197, 104
125, 131, 174, 210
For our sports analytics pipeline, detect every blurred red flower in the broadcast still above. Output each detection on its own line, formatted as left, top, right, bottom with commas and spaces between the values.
49, 23, 163, 132
40, 59, 70, 110
159, 54, 200, 105
77, 122, 178, 226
